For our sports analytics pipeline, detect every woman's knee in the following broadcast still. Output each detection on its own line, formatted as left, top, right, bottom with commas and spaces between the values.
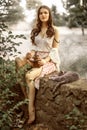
15, 57, 22, 68
25, 72, 34, 81
25, 68, 42, 82
15, 57, 27, 68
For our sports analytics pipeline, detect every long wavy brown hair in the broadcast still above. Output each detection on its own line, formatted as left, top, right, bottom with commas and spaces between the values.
30, 5, 55, 45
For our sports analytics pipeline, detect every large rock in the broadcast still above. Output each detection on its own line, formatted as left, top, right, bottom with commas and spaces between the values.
12, 72, 87, 130
35, 74, 87, 130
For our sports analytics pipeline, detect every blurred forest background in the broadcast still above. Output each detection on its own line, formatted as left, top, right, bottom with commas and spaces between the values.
0, 0, 87, 129
0, 0, 87, 76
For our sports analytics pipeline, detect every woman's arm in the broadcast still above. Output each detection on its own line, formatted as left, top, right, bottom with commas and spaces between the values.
49, 26, 60, 71
44, 56, 50, 62
38, 56, 50, 66
52, 26, 60, 48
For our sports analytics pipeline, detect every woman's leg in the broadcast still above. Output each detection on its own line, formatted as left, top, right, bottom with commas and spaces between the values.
15, 57, 28, 98
25, 67, 42, 124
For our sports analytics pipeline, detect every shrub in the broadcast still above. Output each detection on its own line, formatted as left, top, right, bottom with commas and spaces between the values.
0, 22, 27, 128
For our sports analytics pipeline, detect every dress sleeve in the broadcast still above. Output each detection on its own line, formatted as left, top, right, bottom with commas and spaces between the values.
49, 48, 60, 72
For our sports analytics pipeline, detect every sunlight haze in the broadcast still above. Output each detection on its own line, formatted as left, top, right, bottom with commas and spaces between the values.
41, 0, 66, 14
20, 0, 66, 22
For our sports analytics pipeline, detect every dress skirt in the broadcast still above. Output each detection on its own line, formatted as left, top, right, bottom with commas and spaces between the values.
34, 51, 57, 89
17, 51, 58, 90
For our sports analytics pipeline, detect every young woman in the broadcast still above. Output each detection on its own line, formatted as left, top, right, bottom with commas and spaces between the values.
15, 5, 60, 124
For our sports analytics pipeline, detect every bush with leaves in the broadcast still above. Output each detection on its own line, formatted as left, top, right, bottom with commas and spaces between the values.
0, 22, 28, 129
0, 0, 25, 24
65, 107, 87, 130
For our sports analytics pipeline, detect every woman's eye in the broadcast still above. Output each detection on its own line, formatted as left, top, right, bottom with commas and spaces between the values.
44, 11, 48, 14
40, 12, 42, 15
40, 12, 48, 15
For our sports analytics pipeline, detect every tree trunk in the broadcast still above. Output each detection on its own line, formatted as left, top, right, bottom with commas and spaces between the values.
81, 26, 85, 36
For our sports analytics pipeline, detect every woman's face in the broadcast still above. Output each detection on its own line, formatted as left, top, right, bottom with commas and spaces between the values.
39, 8, 49, 23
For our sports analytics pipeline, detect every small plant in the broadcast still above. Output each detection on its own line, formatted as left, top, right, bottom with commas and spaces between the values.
65, 107, 87, 130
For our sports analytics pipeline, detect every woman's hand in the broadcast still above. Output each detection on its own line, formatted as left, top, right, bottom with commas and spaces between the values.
38, 59, 46, 66
26, 52, 32, 59
26, 51, 35, 61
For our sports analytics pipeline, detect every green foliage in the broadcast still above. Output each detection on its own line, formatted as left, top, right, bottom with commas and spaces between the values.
0, 21, 27, 128
26, 0, 42, 10
62, 0, 87, 35
65, 107, 87, 130
52, 5, 66, 26
0, 0, 25, 24
0, 22, 26, 59
68, 5, 87, 28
